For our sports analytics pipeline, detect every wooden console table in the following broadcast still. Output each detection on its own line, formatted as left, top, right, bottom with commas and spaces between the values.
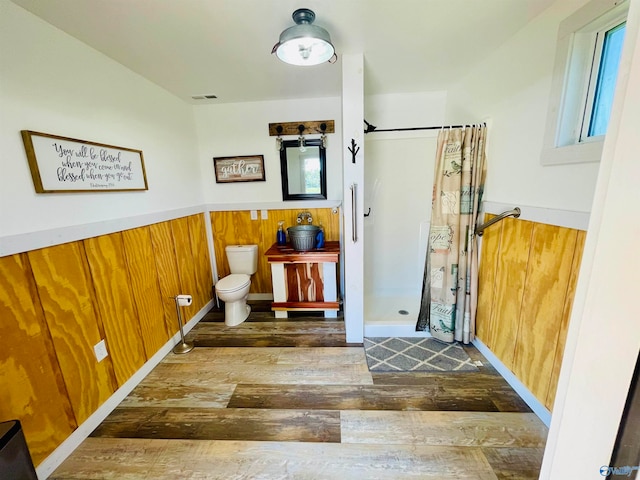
264, 241, 340, 318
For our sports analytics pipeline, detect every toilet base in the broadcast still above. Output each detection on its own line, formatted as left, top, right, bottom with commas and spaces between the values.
224, 300, 251, 326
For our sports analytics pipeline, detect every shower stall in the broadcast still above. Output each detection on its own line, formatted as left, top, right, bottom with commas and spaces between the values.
363, 132, 438, 337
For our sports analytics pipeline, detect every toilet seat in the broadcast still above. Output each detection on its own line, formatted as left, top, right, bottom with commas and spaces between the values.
216, 274, 250, 293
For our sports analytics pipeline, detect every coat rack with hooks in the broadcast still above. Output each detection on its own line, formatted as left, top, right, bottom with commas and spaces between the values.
268, 120, 335, 136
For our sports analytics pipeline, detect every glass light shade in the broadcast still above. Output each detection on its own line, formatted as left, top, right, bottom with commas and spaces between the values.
273, 9, 335, 66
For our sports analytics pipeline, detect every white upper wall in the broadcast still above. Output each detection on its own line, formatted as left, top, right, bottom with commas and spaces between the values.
0, 1, 203, 237
445, 0, 599, 213
2, 0, 601, 244
193, 97, 343, 206
365, 91, 448, 131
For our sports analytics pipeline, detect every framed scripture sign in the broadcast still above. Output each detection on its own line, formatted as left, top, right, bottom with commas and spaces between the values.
213, 155, 266, 183
21, 130, 148, 193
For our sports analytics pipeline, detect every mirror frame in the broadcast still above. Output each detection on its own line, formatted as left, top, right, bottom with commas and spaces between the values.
279, 138, 327, 201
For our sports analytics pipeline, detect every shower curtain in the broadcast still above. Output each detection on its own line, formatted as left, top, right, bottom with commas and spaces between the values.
416, 126, 487, 344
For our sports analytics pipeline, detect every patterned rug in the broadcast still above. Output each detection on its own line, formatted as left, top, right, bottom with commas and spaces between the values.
364, 337, 479, 372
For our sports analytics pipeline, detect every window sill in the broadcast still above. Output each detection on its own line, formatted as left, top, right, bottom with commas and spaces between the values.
540, 140, 604, 166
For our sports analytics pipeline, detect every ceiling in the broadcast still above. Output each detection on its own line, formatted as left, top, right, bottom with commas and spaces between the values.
11, 0, 555, 105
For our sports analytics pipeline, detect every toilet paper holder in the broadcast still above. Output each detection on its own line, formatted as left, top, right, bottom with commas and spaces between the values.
172, 294, 194, 354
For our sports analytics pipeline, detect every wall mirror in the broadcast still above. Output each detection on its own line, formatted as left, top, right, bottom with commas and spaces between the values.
279, 139, 327, 200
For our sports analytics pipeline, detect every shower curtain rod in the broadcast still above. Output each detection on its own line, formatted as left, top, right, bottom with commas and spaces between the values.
364, 119, 485, 134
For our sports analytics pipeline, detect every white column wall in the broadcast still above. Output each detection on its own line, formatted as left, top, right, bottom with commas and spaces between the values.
342, 54, 365, 343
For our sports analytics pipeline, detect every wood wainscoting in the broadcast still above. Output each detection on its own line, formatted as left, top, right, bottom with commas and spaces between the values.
210, 207, 341, 295
476, 215, 586, 411
0, 213, 213, 466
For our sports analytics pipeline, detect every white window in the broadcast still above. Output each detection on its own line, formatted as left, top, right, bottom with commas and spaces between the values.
541, 0, 628, 165
583, 21, 626, 139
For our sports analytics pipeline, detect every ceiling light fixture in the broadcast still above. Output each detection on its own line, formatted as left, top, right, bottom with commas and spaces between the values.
272, 8, 336, 66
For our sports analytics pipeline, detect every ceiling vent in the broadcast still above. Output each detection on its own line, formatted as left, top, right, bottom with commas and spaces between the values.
191, 94, 218, 100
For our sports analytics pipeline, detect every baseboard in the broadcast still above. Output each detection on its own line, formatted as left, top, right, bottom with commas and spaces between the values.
472, 338, 551, 427
247, 293, 273, 301
35, 299, 213, 480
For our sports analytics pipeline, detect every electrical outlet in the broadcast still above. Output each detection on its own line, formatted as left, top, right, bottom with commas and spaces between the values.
94, 339, 108, 362
261, 209, 268, 220
250, 210, 258, 220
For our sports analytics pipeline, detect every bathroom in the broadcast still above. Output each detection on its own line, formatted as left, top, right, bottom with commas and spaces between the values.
1, 0, 639, 477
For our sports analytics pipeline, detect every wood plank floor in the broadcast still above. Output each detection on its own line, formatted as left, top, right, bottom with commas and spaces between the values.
50, 302, 547, 479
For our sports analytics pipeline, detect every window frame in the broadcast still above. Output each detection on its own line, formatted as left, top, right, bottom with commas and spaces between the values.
541, 0, 628, 166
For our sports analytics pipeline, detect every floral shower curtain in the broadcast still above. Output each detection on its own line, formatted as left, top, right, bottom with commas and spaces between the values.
416, 126, 487, 344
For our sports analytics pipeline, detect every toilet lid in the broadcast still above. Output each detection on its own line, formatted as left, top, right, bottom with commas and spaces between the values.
216, 274, 250, 293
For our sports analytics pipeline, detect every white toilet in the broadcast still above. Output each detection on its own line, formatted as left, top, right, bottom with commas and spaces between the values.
215, 244, 258, 326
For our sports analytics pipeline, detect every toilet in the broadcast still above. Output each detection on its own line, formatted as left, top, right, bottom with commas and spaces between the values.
215, 244, 258, 326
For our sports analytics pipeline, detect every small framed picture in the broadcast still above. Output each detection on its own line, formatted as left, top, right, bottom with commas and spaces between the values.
213, 155, 266, 183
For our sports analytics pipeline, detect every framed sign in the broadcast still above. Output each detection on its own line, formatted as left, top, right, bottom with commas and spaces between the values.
21, 130, 148, 193
213, 155, 265, 183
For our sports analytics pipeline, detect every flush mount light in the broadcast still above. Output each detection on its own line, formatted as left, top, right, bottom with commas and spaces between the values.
272, 8, 336, 66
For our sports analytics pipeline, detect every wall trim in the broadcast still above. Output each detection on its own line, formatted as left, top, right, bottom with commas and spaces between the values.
34, 300, 213, 480
472, 338, 552, 428
203, 210, 218, 285
0, 205, 207, 257
483, 201, 590, 231
2, 202, 344, 258
206, 200, 341, 212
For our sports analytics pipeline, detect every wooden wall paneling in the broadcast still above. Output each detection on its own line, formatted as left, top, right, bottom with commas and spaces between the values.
512, 224, 578, 404
306, 208, 340, 241
545, 229, 587, 410
122, 226, 171, 357
149, 221, 182, 336
0, 254, 77, 466
488, 218, 534, 371
188, 213, 214, 311
255, 214, 273, 296
259, 212, 285, 294
210, 211, 230, 281
210, 208, 339, 295
28, 242, 117, 426
476, 215, 501, 348
267, 208, 340, 242
84, 233, 147, 387
171, 217, 200, 319
210, 211, 262, 292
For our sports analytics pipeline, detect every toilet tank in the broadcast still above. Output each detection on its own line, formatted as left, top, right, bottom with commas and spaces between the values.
225, 244, 258, 274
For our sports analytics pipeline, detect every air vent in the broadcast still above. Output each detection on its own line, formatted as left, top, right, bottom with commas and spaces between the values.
191, 94, 218, 100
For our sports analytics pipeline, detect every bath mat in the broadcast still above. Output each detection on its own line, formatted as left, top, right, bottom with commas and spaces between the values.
364, 337, 479, 372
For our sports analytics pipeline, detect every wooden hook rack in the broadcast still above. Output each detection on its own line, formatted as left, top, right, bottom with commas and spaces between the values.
268, 120, 335, 137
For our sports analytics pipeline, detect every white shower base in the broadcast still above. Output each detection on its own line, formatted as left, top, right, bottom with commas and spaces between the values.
363, 294, 431, 338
